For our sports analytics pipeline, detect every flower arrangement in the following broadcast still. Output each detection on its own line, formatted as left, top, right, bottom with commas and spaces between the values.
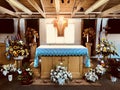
5, 40, 29, 59
85, 69, 98, 82
107, 59, 120, 79
84, 64, 106, 82
0, 64, 17, 76
17, 66, 33, 85
83, 27, 96, 42
50, 64, 72, 85
96, 38, 118, 58
95, 64, 106, 75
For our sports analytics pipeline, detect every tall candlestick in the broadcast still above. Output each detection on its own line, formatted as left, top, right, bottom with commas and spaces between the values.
87, 34, 89, 42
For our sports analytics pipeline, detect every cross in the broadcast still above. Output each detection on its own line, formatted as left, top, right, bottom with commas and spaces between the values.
54, 16, 68, 36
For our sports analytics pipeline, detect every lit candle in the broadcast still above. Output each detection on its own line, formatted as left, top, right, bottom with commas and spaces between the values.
87, 34, 89, 42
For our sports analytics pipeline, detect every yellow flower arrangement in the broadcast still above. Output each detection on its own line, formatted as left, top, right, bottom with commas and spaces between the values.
96, 38, 118, 57
5, 40, 29, 59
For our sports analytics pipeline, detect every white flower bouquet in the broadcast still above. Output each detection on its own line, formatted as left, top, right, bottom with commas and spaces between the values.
50, 65, 72, 85
0, 64, 17, 76
95, 64, 106, 75
85, 64, 106, 82
85, 69, 98, 82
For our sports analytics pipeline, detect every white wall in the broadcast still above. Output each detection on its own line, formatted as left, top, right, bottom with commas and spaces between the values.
39, 18, 82, 45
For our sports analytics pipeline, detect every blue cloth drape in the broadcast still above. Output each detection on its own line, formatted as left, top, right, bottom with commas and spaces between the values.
34, 47, 91, 68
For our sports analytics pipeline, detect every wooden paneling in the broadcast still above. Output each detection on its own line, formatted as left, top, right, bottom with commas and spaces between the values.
0, 43, 14, 65
41, 56, 53, 78
69, 56, 83, 78
41, 56, 84, 79
0, 43, 6, 62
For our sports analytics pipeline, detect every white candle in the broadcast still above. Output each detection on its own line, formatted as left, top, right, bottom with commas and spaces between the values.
87, 34, 89, 42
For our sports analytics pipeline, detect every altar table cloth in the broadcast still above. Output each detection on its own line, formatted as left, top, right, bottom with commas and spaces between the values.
34, 45, 90, 67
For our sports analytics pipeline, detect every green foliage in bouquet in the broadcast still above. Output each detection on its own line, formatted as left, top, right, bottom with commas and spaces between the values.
96, 38, 119, 57
5, 40, 29, 58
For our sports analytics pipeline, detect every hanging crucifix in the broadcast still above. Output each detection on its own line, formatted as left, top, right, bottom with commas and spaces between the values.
54, 16, 68, 37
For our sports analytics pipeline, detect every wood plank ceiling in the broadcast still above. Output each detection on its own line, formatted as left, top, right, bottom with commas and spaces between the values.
0, 0, 120, 18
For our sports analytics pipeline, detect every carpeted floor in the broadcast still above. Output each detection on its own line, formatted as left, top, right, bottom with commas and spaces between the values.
32, 79, 101, 86
1, 58, 120, 90
0, 76, 120, 90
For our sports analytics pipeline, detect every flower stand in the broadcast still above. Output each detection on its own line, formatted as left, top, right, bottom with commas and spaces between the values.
85, 42, 92, 57
14, 56, 24, 69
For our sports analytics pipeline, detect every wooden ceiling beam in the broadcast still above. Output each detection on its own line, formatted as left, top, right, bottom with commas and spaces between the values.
46, 14, 71, 18
6, 0, 32, 14
0, 6, 19, 17
73, 15, 96, 18
101, 4, 120, 17
71, 0, 81, 17
85, 0, 109, 14
40, 0, 45, 12
21, 14, 42, 18
27, 0, 46, 18
6, 0, 19, 12
55, 0, 60, 14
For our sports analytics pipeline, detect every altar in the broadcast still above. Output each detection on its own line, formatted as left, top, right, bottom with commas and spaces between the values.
34, 45, 90, 79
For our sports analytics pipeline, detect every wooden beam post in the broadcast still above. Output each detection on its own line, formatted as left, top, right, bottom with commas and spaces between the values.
101, 4, 120, 17
0, 6, 19, 17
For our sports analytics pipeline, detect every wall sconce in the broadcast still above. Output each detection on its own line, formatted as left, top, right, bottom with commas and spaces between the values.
54, 16, 68, 37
